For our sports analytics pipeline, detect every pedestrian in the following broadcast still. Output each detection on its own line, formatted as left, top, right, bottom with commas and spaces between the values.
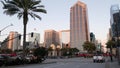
109, 53, 113, 62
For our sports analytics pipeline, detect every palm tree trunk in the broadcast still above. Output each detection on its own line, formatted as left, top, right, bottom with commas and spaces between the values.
23, 24, 27, 56
23, 11, 28, 57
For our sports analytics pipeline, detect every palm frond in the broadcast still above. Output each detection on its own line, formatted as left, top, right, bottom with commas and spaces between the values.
4, 10, 18, 16
32, 9, 47, 13
1, 1, 5, 6
28, 0, 41, 9
1, 0, 46, 20
33, 13, 41, 20
31, 5, 45, 9
32, 0, 41, 6
3, 6, 20, 16
28, 12, 36, 20
17, 12, 23, 19
8, 0, 23, 8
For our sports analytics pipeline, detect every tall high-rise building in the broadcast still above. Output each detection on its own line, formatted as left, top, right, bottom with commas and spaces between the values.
70, 1, 90, 51
8, 31, 21, 51
110, 5, 120, 38
44, 30, 59, 48
110, 5, 120, 57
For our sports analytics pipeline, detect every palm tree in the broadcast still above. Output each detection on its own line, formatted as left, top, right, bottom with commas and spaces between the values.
1, 0, 47, 56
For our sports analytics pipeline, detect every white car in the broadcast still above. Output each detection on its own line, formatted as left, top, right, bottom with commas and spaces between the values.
93, 55, 105, 63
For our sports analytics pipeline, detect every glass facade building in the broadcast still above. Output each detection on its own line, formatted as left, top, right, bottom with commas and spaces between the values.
90, 32, 95, 43
110, 5, 120, 37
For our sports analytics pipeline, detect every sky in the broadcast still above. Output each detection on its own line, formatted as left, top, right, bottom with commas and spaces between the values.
0, 0, 120, 45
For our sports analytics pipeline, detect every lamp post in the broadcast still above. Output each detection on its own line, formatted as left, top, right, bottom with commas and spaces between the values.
0, 23, 13, 36
0, 24, 13, 47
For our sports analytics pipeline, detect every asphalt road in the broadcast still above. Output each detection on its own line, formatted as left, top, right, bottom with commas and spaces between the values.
1, 57, 108, 68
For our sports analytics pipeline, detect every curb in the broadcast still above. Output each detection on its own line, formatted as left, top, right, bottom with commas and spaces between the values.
42, 61, 57, 64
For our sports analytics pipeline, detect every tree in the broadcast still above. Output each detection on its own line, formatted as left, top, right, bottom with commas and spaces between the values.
106, 40, 116, 62
1, 0, 47, 56
61, 48, 79, 56
106, 40, 116, 49
69, 48, 79, 55
33, 47, 48, 58
47, 47, 53, 52
83, 41, 96, 53
1, 49, 13, 54
33, 47, 47, 62
61, 48, 69, 56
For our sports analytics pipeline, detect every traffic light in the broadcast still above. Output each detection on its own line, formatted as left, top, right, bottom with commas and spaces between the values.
31, 32, 34, 37
19, 35, 21, 40
66, 44, 68, 47
66, 44, 68, 48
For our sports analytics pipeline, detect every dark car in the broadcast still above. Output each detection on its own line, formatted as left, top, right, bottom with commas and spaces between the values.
0, 54, 16, 66
11, 55, 25, 65
0, 55, 5, 66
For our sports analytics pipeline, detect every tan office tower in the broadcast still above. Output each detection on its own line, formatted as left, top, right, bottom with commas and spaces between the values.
44, 30, 59, 48
8, 31, 21, 51
70, 1, 90, 51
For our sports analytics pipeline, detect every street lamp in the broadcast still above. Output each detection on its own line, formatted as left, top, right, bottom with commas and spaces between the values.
0, 23, 13, 35
0, 23, 13, 47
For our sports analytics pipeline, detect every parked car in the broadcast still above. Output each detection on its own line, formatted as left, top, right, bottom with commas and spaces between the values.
24, 55, 36, 64
0, 55, 5, 66
0, 54, 16, 66
93, 54, 105, 63
11, 55, 25, 65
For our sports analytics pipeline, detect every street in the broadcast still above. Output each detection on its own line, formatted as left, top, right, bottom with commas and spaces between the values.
1, 57, 110, 68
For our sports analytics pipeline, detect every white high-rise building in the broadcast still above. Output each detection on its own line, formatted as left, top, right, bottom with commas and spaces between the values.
59, 30, 70, 48
28, 32, 40, 48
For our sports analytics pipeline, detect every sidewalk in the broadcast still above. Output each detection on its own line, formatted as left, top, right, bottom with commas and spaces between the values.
105, 57, 120, 68
109, 61, 120, 68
